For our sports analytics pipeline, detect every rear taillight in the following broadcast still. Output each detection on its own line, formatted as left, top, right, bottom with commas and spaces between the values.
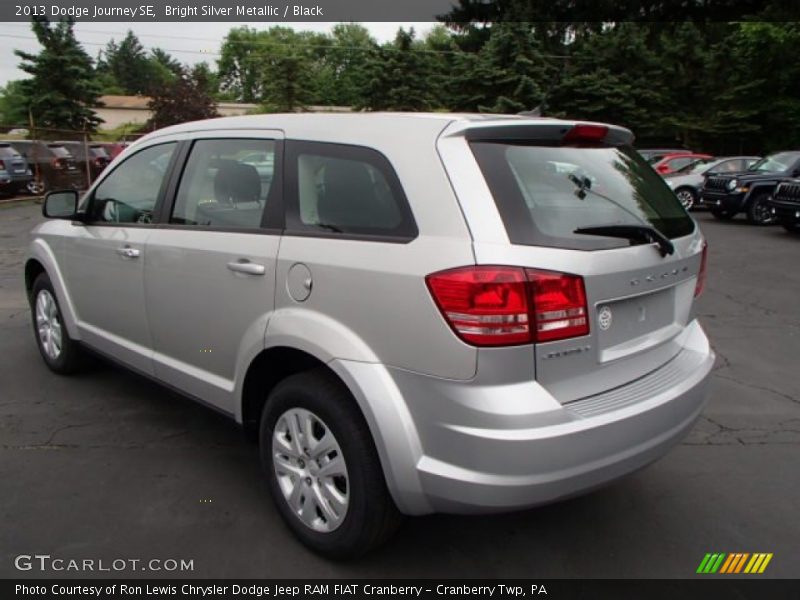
51, 158, 65, 169
526, 269, 589, 342
0, 160, 5, 170
694, 242, 708, 298
425, 266, 589, 347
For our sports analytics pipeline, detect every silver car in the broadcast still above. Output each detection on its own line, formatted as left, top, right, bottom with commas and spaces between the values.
26, 114, 714, 558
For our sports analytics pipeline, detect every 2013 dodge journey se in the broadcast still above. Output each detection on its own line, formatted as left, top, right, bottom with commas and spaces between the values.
27, 113, 714, 557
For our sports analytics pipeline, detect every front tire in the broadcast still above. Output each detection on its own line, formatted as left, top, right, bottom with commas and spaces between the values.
259, 369, 401, 558
746, 192, 776, 225
30, 273, 83, 374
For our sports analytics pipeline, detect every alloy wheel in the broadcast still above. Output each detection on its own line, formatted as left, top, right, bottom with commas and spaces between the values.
676, 189, 695, 210
35, 289, 62, 360
272, 407, 349, 533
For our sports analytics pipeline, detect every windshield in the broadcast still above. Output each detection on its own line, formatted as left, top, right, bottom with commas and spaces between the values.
749, 152, 800, 173
470, 142, 695, 250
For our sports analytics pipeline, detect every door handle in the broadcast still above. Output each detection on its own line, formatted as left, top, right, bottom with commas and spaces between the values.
226, 259, 266, 276
116, 246, 140, 259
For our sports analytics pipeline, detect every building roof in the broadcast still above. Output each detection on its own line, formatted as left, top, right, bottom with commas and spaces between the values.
98, 95, 151, 110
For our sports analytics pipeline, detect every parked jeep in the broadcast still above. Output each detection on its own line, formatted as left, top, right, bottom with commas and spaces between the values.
700, 151, 800, 225
768, 178, 800, 233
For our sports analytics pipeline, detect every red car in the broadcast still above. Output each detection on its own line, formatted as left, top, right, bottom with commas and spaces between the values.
651, 153, 713, 175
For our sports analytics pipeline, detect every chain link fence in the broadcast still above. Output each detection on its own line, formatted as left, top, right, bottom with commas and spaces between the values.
0, 124, 145, 198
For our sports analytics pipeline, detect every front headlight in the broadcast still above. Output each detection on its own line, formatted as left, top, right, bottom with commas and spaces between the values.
727, 179, 737, 191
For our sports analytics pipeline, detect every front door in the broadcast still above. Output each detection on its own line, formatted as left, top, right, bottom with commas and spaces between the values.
63, 142, 179, 374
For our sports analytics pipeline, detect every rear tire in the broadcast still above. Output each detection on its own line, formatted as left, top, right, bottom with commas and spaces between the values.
259, 369, 402, 559
746, 192, 776, 225
710, 208, 734, 220
30, 273, 83, 374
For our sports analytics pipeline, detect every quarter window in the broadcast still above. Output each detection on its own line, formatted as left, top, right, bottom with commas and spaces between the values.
90, 143, 176, 224
171, 139, 275, 230
286, 141, 416, 239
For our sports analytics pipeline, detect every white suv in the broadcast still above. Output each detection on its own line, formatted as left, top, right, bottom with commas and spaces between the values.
27, 113, 713, 557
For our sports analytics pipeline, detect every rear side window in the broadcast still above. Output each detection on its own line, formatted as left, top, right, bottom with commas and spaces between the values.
470, 142, 695, 251
47, 145, 71, 158
171, 138, 276, 230
285, 141, 417, 240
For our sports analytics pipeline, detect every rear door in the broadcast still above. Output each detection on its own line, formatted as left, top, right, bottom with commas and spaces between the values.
439, 121, 706, 403
143, 131, 283, 414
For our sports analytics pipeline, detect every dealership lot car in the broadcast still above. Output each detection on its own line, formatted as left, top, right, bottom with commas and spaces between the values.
700, 151, 800, 224
665, 156, 761, 210
0, 142, 32, 195
26, 114, 713, 557
768, 178, 800, 233
8, 140, 84, 195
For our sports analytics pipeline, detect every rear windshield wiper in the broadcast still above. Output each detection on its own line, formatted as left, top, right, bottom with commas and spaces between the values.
574, 225, 675, 257
567, 173, 675, 257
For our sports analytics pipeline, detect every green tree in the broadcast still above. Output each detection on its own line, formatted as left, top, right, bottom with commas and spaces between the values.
257, 28, 317, 111
0, 80, 30, 126
461, 22, 551, 113
218, 26, 266, 102
360, 28, 437, 111
313, 24, 377, 106
147, 65, 219, 129
14, 17, 101, 134
98, 31, 152, 95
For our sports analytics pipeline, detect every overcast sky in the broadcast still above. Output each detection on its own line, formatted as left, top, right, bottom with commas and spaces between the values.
0, 21, 435, 87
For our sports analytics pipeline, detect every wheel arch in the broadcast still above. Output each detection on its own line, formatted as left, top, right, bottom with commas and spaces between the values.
24, 245, 80, 339
238, 343, 430, 515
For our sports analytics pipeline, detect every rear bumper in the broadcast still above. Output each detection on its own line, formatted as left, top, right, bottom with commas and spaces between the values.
372, 320, 714, 515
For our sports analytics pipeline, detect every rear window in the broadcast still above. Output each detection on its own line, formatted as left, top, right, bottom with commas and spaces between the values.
47, 145, 71, 158
470, 142, 695, 251
89, 146, 110, 159
0, 145, 20, 158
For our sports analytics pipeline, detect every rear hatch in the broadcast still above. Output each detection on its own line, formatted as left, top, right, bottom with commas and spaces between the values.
0, 144, 29, 177
439, 120, 706, 403
47, 144, 79, 170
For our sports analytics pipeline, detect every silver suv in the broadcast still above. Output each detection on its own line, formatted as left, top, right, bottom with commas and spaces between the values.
27, 114, 714, 557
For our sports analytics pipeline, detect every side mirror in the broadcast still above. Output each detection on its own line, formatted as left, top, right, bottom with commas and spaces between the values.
43, 190, 79, 219
792, 168, 800, 178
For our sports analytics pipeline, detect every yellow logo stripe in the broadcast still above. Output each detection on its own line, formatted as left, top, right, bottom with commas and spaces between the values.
758, 553, 773, 574
744, 554, 760, 573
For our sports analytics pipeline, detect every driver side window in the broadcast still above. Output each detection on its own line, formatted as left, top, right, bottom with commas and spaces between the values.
89, 143, 176, 224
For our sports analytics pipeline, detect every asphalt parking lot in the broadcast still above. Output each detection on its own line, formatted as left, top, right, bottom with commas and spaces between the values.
1, 201, 798, 579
